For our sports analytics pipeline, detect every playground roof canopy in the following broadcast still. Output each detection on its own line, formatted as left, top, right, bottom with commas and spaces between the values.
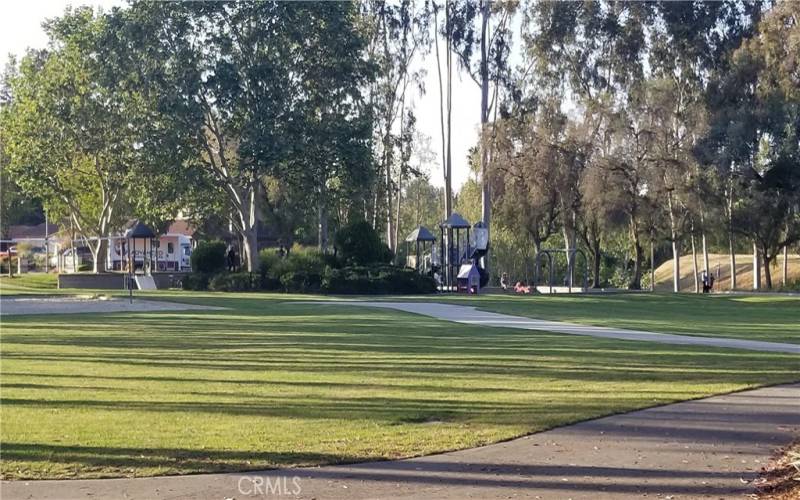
124, 220, 156, 239
405, 226, 436, 242
457, 262, 480, 279
441, 212, 471, 229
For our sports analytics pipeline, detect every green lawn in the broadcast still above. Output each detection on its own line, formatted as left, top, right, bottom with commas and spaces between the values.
0, 273, 61, 295
416, 292, 800, 344
1, 291, 798, 480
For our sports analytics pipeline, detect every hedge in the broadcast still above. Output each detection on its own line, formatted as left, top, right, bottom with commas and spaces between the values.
190, 241, 227, 273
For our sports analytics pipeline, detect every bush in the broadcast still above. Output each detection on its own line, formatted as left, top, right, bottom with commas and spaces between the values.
259, 246, 325, 292
191, 241, 227, 274
182, 272, 211, 291
280, 270, 319, 293
334, 220, 393, 266
322, 265, 436, 294
209, 272, 253, 292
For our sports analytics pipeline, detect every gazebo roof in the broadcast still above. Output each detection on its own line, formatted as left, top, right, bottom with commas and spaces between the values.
405, 226, 436, 242
441, 212, 471, 229
125, 220, 156, 239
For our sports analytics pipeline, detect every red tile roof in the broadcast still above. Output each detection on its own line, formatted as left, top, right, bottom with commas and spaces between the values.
166, 220, 195, 236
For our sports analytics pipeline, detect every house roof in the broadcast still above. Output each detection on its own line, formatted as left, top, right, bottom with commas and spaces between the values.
405, 226, 436, 242
441, 212, 471, 228
7, 223, 61, 240
166, 219, 195, 236
125, 220, 156, 239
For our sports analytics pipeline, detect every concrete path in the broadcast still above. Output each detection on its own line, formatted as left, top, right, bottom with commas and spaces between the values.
0, 297, 223, 316
3, 383, 798, 499
306, 301, 800, 355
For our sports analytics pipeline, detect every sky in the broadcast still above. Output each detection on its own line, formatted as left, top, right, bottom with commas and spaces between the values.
1, 0, 480, 190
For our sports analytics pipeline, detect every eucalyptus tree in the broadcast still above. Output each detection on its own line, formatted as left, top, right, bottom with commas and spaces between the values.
725, 1, 800, 289
361, 0, 429, 253
646, 1, 764, 291
431, 0, 454, 219
488, 105, 560, 264
445, 0, 515, 277
1, 8, 145, 272
115, 1, 374, 269
523, 0, 654, 288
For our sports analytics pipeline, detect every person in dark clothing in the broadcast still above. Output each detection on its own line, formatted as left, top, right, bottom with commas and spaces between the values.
227, 247, 238, 272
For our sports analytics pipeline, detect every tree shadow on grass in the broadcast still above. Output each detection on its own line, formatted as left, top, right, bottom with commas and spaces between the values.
1, 441, 366, 477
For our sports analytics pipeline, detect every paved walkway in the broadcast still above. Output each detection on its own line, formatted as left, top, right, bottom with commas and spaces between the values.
3, 383, 798, 499
307, 301, 800, 354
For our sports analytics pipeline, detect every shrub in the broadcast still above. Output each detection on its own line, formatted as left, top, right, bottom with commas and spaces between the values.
334, 220, 393, 266
280, 270, 319, 293
182, 272, 211, 291
190, 241, 227, 273
322, 265, 436, 294
209, 272, 253, 292
259, 246, 326, 292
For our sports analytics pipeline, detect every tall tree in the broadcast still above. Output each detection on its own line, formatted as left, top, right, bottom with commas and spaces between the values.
2, 8, 145, 272
362, 0, 429, 253
116, 2, 373, 270
447, 0, 514, 277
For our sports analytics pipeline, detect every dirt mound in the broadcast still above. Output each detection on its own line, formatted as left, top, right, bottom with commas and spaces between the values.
654, 253, 800, 292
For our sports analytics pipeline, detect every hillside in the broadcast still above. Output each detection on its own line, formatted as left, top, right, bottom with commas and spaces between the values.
653, 253, 800, 292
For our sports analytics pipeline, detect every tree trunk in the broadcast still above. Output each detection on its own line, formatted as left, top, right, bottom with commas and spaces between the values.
434, 3, 452, 219
241, 227, 258, 273
479, 0, 491, 278
562, 222, 576, 289
700, 211, 710, 276
385, 154, 394, 252
666, 190, 681, 292
240, 187, 259, 272
317, 191, 328, 253
690, 228, 699, 294
763, 252, 773, 290
729, 234, 737, 290
727, 181, 737, 290
592, 237, 602, 288
782, 245, 788, 287
629, 220, 643, 290
70, 218, 77, 273
671, 237, 681, 293
650, 238, 655, 292
752, 241, 760, 290
445, 12, 453, 220
91, 238, 108, 274
394, 168, 403, 262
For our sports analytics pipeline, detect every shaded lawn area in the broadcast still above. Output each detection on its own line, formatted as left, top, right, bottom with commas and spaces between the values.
1, 292, 798, 480
411, 292, 800, 345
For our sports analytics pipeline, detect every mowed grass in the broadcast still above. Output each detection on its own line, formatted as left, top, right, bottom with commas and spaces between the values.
0, 273, 61, 296
1, 292, 798, 480
419, 292, 800, 344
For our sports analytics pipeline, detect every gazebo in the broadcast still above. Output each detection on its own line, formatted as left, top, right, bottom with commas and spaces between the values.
124, 220, 156, 275
404, 226, 436, 273
439, 212, 471, 290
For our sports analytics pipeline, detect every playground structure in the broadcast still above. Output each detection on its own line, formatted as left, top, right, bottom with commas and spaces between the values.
404, 226, 437, 274
404, 212, 489, 293
534, 248, 589, 294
